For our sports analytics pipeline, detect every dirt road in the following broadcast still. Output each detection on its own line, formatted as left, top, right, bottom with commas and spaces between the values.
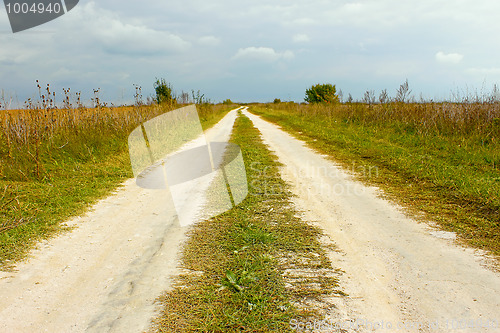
2, 108, 499, 333
244, 110, 500, 332
0, 108, 241, 333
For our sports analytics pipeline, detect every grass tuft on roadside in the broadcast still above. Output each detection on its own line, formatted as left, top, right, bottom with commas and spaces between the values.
151, 112, 341, 332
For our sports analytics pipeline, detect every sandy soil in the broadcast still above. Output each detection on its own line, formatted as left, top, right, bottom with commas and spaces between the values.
244, 110, 500, 333
0, 108, 241, 333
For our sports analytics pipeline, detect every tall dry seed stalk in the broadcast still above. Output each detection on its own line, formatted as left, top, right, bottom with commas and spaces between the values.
0, 81, 177, 181
0, 80, 229, 182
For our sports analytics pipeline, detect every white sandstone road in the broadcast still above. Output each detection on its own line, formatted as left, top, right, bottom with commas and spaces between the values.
2, 108, 500, 333
0, 108, 242, 333
244, 110, 500, 333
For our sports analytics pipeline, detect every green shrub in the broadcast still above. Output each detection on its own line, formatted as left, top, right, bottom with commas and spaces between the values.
305, 83, 339, 104
154, 78, 175, 105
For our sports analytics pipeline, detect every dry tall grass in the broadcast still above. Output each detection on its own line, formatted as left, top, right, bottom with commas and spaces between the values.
0, 82, 230, 183
0, 103, 173, 180
272, 101, 500, 139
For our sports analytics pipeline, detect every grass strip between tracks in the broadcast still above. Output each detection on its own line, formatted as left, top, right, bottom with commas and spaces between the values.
151, 111, 341, 332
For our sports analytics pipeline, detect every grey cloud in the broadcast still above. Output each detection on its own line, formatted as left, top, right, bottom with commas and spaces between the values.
70, 2, 190, 56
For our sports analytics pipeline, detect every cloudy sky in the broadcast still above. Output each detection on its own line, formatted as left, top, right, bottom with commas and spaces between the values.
1, 0, 500, 106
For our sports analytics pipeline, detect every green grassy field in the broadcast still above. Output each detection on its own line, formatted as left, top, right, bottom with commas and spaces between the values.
3, 94, 498, 328
152, 112, 340, 332
0, 102, 233, 269
250, 102, 500, 257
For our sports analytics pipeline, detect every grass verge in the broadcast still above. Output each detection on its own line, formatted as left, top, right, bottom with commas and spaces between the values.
0, 104, 232, 270
151, 112, 341, 332
250, 104, 500, 258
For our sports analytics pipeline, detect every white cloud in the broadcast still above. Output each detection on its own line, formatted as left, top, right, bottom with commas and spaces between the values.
435, 51, 464, 64
293, 34, 310, 43
232, 47, 294, 62
198, 35, 221, 46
